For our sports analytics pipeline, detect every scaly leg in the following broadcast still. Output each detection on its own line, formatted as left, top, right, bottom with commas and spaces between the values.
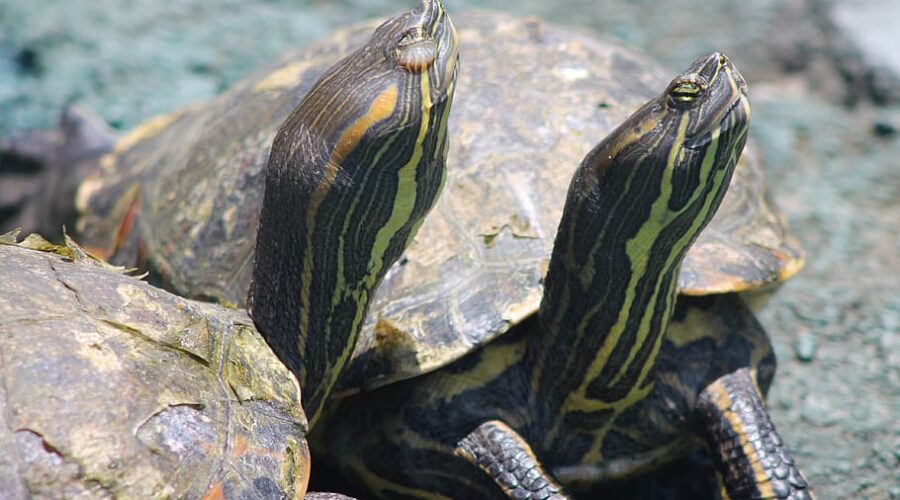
455, 420, 568, 500
696, 367, 813, 500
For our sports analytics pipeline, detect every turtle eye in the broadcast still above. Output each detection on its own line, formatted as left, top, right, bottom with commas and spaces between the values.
667, 76, 707, 109
396, 28, 437, 73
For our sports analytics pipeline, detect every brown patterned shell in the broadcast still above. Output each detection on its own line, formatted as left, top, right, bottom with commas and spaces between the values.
0, 233, 309, 498
73, 13, 802, 394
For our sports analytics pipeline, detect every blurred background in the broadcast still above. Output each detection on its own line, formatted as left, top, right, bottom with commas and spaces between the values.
0, 0, 897, 498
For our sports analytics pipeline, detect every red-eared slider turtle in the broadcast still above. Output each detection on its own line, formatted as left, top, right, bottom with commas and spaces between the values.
0, 0, 458, 497
310, 50, 812, 499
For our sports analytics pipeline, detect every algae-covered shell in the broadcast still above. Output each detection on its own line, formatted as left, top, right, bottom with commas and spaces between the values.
74, 13, 803, 394
0, 233, 309, 498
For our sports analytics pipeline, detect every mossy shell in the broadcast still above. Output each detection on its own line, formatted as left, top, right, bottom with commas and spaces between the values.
74, 13, 803, 394
0, 233, 309, 498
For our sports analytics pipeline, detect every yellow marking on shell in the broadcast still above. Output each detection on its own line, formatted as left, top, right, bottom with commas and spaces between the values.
298, 83, 400, 419
107, 110, 183, 165
666, 303, 720, 348
778, 249, 805, 282
253, 61, 310, 93
705, 374, 776, 499
437, 341, 527, 404
503, 286, 542, 326
679, 272, 762, 296
93, 109, 185, 185
374, 317, 420, 354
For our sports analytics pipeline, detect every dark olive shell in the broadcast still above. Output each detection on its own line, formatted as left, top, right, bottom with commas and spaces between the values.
0, 234, 309, 498
74, 13, 802, 393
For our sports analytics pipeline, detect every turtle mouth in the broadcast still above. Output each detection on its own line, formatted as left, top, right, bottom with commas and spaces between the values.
425, 1, 459, 101
684, 93, 749, 151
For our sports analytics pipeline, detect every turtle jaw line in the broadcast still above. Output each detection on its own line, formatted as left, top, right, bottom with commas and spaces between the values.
677, 52, 750, 150
427, 1, 459, 102
683, 92, 748, 151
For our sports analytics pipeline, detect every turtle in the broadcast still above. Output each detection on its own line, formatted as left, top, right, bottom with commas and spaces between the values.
2, 7, 807, 500
306, 42, 814, 500
0, 0, 458, 497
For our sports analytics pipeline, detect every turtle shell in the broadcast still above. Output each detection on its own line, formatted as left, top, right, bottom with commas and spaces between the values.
74, 13, 802, 394
0, 232, 309, 498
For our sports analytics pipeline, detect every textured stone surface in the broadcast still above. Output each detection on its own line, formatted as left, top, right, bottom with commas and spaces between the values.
0, 239, 310, 499
1, 0, 898, 498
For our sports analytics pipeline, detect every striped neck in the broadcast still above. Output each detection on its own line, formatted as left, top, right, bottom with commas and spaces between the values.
528, 150, 703, 428
525, 52, 750, 456
249, 0, 457, 428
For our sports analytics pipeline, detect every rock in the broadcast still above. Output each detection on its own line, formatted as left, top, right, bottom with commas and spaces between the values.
794, 331, 817, 362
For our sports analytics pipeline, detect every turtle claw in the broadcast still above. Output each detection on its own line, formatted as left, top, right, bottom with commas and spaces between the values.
0, 104, 116, 238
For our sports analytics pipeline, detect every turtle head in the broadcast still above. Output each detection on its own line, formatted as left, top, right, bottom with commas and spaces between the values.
667, 52, 750, 179
269, 0, 458, 168
575, 52, 750, 232
374, 0, 459, 104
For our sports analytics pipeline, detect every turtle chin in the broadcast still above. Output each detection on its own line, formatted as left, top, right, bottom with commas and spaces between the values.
428, 3, 459, 104
684, 92, 750, 151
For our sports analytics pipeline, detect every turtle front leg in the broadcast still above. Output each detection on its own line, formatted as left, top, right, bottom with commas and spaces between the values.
455, 420, 569, 500
696, 367, 814, 500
